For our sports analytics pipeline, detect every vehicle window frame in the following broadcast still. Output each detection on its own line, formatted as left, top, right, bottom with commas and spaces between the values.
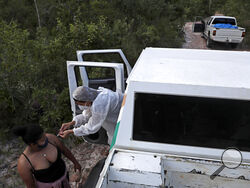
208, 18, 213, 25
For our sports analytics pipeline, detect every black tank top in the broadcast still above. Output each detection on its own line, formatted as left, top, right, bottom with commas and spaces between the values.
22, 141, 66, 183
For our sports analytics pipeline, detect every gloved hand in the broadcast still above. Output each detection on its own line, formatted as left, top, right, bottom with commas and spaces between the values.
59, 129, 73, 138
60, 121, 75, 134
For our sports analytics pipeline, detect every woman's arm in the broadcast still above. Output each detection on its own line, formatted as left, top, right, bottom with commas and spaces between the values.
47, 134, 81, 172
17, 156, 36, 188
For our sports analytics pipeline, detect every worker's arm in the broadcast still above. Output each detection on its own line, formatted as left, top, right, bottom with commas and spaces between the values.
60, 120, 75, 132
60, 109, 91, 133
72, 109, 92, 128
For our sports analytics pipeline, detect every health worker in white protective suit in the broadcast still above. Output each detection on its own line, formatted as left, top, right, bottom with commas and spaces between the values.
59, 86, 123, 145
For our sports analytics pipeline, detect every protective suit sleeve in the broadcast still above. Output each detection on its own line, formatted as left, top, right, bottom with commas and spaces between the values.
73, 93, 110, 136
72, 109, 91, 128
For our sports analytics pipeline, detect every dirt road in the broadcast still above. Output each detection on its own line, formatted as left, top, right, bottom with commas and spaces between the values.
182, 22, 208, 49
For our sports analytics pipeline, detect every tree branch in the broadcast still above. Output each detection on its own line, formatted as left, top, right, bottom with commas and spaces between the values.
34, 0, 41, 28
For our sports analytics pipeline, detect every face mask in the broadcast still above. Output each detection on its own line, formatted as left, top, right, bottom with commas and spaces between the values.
37, 137, 48, 149
78, 105, 89, 111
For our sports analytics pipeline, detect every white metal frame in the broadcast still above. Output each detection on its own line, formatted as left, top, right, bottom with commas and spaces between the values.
67, 61, 124, 117
76, 49, 132, 87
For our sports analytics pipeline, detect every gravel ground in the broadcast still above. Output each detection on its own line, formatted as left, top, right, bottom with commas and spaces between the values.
64, 141, 109, 187
0, 139, 25, 188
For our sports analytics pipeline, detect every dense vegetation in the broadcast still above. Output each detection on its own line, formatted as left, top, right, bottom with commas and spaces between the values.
0, 0, 250, 137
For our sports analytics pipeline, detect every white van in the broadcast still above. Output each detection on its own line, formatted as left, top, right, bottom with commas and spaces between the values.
67, 48, 250, 187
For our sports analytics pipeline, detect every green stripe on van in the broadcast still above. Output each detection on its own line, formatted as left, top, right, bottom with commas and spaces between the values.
110, 121, 120, 150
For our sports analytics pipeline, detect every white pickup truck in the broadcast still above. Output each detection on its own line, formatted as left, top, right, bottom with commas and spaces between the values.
67, 48, 250, 188
202, 15, 245, 48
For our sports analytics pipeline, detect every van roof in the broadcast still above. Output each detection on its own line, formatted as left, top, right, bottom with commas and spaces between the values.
127, 48, 250, 90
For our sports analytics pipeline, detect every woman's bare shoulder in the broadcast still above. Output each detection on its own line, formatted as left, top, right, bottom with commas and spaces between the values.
18, 150, 31, 170
46, 133, 57, 139
46, 133, 59, 145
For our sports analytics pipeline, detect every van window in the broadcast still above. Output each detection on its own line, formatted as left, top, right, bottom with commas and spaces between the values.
133, 93, 250, 152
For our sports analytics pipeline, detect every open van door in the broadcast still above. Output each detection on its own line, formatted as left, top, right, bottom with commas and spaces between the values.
76, 49, 132, 91
193, 16, 205, 32
67, 49, 131, 144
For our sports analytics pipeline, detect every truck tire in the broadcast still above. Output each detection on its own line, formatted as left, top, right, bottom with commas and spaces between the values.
83, 127, 108, 145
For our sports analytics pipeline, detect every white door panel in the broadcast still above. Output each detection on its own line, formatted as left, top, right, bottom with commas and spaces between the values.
76, 49, 132, 88
67, 61, 124, 117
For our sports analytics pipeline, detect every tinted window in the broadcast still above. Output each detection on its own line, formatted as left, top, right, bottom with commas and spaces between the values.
212, 18, 236, 25
133, 93, 250, 152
